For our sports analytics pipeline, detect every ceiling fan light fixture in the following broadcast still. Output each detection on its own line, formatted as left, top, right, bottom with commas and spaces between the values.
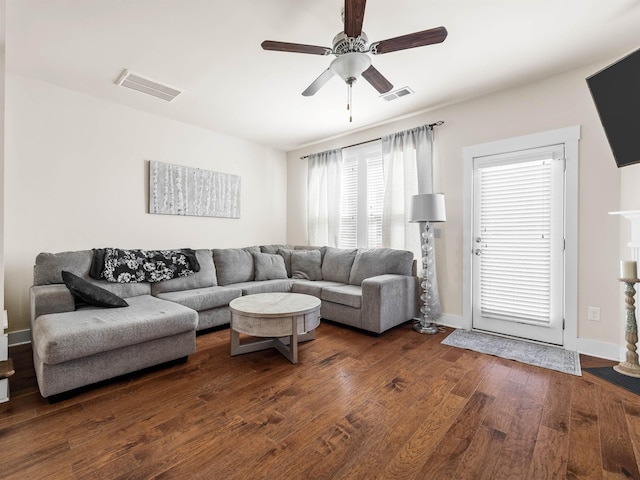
329, 52, 371, 83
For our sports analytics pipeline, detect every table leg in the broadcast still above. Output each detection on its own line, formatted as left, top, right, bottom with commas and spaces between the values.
230, 316, 238, 355
273, 316, 301, 364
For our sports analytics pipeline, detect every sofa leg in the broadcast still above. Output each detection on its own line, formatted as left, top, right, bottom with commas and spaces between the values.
170, 356, 189, 365
47, 391, 75, 404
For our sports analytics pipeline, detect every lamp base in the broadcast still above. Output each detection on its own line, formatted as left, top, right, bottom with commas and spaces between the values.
413, 321, 439, 335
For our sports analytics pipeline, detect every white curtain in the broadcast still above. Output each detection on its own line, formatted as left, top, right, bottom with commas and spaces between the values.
307, 148, 343, 246
381, 125, 442, 318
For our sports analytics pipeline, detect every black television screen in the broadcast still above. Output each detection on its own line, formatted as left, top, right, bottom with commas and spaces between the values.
587, 48, 640, 168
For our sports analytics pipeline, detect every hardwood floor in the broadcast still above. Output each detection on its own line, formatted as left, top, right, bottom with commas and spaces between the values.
1, 321, 640, 479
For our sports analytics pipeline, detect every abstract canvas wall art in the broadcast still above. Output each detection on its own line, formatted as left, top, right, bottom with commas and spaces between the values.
149, 160, 241, 218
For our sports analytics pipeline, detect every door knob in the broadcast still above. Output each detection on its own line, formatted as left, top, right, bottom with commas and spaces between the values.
475, 249, 482, 256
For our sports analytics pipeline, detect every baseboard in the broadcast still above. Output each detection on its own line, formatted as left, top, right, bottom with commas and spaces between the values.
436, 314, 464, 329
8, 329, 31, 347
575, 337, 623, 362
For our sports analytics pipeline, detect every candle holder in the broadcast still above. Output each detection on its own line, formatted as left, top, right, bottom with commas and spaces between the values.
614, 278, 640, 378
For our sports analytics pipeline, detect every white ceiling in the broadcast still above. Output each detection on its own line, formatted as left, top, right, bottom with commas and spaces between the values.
6, 0, 640, 151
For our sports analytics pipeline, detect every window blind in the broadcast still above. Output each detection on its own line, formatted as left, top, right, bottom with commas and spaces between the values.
339, 156, 358, 248
338, 141, 384, 248
366, 156, 384, 248
478, 157, 558, 324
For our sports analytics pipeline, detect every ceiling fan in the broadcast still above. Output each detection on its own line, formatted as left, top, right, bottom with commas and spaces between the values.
261, 0, 447, 120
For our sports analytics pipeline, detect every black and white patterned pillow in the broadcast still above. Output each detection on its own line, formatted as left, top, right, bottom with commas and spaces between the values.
102, 248, 198, 283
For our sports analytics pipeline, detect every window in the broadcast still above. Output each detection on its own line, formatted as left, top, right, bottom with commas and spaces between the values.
339, 141, 384, 248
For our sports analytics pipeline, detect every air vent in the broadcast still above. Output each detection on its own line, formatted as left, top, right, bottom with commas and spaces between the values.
381, 87, 414, 102
115, 70, 182, 102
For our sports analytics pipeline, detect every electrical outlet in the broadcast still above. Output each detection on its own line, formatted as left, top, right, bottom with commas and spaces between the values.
587, 306, 600, 321
434, 228, 442, 238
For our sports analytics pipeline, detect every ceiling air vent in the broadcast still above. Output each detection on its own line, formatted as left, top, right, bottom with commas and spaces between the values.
115, 70, 182, 102
381, 87, 414, 102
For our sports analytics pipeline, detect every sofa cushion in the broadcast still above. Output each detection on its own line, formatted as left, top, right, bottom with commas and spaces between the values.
291, 250, 323, 280
151, 249, 217, 295
33, 295, 198, 365
62, 271, 129, 308
321, 285, 363, 309
228, 279, 292, 295
322, 247, 357, 284
291, 279, 346, 298
155, 286, 242, 312
253, 253, 288, 281
213, 247, 260, 286
348, 248, 414, 286
34, 250, 93, 285
85, 279, 151, 299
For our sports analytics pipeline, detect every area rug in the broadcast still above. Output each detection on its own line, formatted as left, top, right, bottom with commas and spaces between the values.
584, 367, 640, 395
442, 329, 582, 376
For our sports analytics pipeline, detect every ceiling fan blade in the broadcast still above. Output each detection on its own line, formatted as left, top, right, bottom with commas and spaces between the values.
371, 26, 448, 55
261, 40, 331, 56
361, 65, 393, 94
302, 69, 335, 96
344, 0, 367, 38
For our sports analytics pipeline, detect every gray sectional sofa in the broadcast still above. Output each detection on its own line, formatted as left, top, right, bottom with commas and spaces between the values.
29, 245, 418, 398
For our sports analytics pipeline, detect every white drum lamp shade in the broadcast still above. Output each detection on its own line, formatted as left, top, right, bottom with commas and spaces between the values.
409, 193, 447, 223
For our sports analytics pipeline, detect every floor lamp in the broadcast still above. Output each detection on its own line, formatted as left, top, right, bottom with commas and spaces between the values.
409, 193, 447, 334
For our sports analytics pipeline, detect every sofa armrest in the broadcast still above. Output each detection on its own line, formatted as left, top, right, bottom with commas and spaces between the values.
361, 274, 419, 334
30, 285, 75, 327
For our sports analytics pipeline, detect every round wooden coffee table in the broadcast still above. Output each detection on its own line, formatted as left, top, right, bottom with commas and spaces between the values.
229, 292, 321, 364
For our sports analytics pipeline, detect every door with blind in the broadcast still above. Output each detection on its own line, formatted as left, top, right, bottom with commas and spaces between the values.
472, 144, 565, 345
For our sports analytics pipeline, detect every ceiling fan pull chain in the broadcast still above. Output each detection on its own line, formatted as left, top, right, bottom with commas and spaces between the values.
348, 83, 353, 123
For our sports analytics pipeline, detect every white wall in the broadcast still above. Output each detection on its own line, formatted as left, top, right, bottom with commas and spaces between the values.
619, 163, 640, 349
5, 74, 287, 333
1, 0, 6, 318
287, 57, 624, 353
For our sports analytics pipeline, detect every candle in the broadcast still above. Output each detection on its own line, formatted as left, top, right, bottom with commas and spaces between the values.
620, 260, 637, 280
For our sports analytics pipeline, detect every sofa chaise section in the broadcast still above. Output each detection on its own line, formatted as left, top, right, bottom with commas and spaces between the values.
30, 250, 199, 398
32, 295, 197, 398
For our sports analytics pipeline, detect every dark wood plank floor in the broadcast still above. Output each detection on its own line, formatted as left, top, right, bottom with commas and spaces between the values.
1, 321, 639, 479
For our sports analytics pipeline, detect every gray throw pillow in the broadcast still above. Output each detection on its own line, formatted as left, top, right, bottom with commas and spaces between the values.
213, 247, 260, 285
277, 248, 294, 277
291, 250, 323, 281
322, 247, 357, 283
260, 244, 294, 255
294, 245, 327, 261
253, 253, 288, 281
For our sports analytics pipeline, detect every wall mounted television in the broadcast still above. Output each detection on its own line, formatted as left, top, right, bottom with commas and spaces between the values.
587, 48, 640, 168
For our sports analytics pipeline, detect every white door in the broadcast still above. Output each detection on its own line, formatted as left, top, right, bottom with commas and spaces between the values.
471, 144, 565, 345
